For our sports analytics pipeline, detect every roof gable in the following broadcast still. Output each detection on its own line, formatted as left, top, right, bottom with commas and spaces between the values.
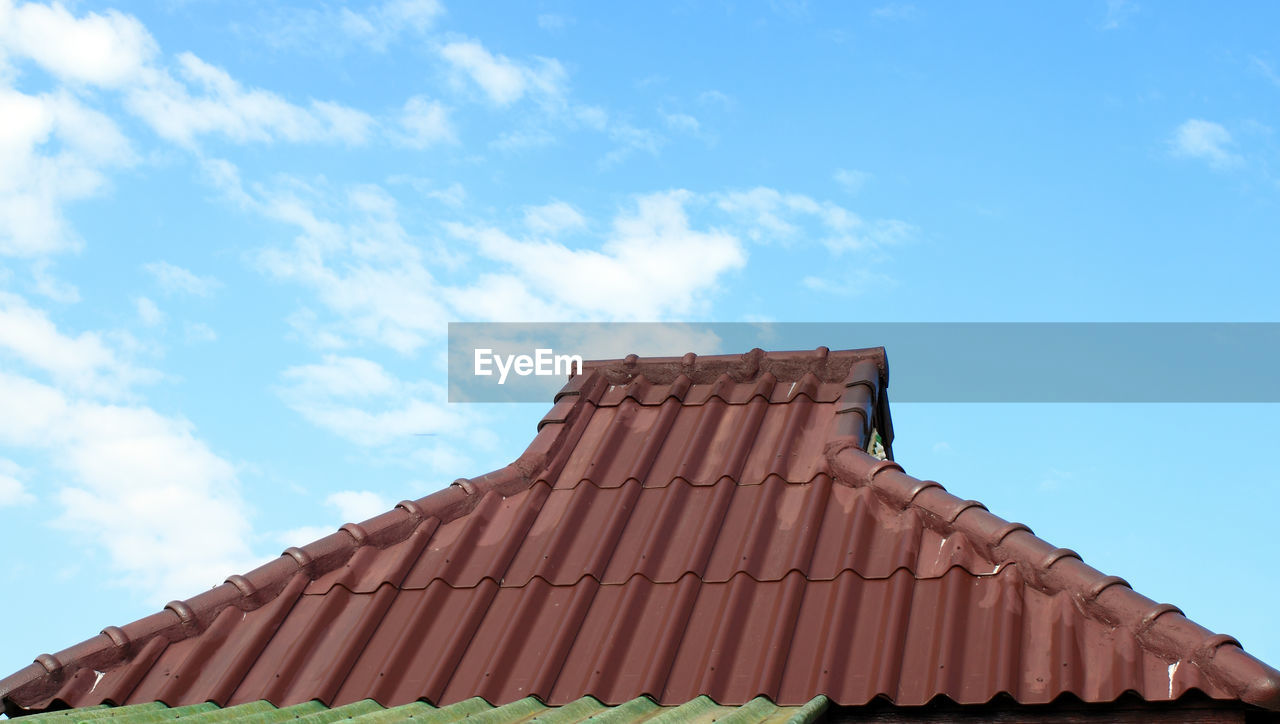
3, 347, 1278, 716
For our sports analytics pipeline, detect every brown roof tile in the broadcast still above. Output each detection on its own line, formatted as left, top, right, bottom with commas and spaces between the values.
3, 346, 1278, 715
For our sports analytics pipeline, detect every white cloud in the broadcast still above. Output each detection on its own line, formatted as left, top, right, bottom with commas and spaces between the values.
135, 296, 164, 326
0, 88, 135, 257
523, 200, 586, 235
277, 524, 334, 547
385, 174, 468, 209
144, 260, 221, 296
428, 182, 466, 207
716, 187, 809, 239
243, 0, 441, 57
601, 122, 664, 166
833, 168, 871, 194
339, 0, 443, 50
0, 458, 35, 507
281, 354, 401, 399
232, 173, 903, 348
801, 269, 896, 296
397, 95, 454, 148
276, 489, 391, 547
439, 40, 566, 106
31, 260, 80, 302
183, 321, 217, 343
491, 127, 557, 151
126, 53, 374, 147
1039, 468, 1073, 492
715, 186, 914, 253
326, 490, 389, 522
254, 190, 450, 353
663, 112, 701, 134
0, 291, 155, 396
1102, 0, 1137, 30
1170, 119, 1239, 169
871, 3, 918, 20
0, 369, 260, 601
445, 191, 746, 320
536, 13, 572, 30
278, 355, 465, 447
440, 273, 562, 322
697, 90, 734, 108
0, 0, 158, 87
1252, 56, 1280, 88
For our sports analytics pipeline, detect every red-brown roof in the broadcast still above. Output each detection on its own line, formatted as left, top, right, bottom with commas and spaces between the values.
3, 347, 1279, 715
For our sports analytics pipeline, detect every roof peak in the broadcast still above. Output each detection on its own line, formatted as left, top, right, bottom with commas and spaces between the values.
5, 343, 1278, 715
577, 346, 888, 386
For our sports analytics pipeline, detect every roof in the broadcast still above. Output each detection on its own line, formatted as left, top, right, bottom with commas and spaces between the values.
13, 694, 829, 724
3, 346, 1279, 717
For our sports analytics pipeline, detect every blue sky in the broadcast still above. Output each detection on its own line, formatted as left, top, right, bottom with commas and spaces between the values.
2, 0, 1279, 686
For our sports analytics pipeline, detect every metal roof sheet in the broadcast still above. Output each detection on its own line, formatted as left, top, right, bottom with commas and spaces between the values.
3, 347, 1278, 716
14, 695, 828, 724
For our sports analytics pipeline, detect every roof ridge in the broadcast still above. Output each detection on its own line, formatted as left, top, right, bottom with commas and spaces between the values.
577, 346, 888, 386
0, 375, 601, 712
303, 560, 1017, 597
823, 437, 1280, 711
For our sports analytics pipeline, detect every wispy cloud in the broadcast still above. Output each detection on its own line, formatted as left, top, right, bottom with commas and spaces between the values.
184, 321, 217, 343
662, 112, 701, 134
277, 355, 465, 447
871, 3, 918, 21
697, 90, 734, 109
445, 191, 746, 321
714, 186, 915, 253
0, 291, 156, 397
135, 296, 164, 327
397, 95, 455, 148
0, 298, 260, 602
144, 261, 221, 296
523, 200, 587, 235
240, 0, 443, 55
1102, 0, 1138, 30
277, 489, 392, 547
0, 88, 136, 257
0, 458, 36, 507
339, 0, 443, 50
833, 168, 871, 194
536, 13, 572, 31
490, 127, 557, 151
246, 180, 451, 353
1251, 56, 1280, 88
127, 53, 374, 147
439, 40, 566, 107
801, 269, 896, 296
1170, 118, 1240, 169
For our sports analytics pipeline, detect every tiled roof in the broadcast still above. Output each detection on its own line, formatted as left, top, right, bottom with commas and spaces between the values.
3, 347, 1279, 717
16, 695, 829, 724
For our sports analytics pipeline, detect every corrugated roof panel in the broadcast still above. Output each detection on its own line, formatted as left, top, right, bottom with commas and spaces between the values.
329, 581, 501, 708
306, 475, 1000, 596
4, 347, 1279, 717
547, 398, 836, 490
10, 696, 828, 724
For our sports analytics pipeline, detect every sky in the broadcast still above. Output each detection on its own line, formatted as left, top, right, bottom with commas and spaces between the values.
1, 0, 1280, 690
